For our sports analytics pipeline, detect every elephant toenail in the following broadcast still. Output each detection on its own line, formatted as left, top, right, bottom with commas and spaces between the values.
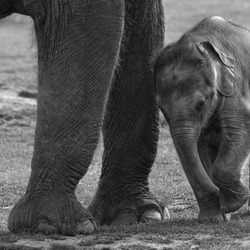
140, 210, 162, 223
223, 213, 231, 222
162, 207, 170, 220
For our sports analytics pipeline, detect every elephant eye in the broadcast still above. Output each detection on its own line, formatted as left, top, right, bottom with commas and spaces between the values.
195, 99, 205, 112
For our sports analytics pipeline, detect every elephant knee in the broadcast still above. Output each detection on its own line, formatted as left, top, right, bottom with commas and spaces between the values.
212, 166, 241, 186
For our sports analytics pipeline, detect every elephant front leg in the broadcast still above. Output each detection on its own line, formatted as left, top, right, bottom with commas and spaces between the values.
88, 0, 168, 225
7, 1, 125, 235
195, 190, 231, 222
212, 119, 250, 214
195, 135, 229, 222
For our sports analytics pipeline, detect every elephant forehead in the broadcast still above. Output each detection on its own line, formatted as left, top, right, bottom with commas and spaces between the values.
209, 16, 226, 22
157, 64, 191, 81
157, 64, 203, 89
159, 74, 204, 97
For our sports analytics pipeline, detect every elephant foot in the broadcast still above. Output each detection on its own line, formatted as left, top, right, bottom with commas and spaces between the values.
198, 209, 231, 223
8, 192, 96, 235
111, 206, 170, 225
196, 193, 231, 223
88, 189, 170, 225
219, 181, 249, 214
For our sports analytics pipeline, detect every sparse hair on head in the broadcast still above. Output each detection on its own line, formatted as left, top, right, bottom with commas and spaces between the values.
153, 43, 174, 73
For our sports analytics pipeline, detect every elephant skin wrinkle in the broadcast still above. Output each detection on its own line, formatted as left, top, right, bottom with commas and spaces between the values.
0, 0, 168, 235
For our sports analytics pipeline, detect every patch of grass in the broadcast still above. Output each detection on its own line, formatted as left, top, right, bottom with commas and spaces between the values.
120, 246, 156, 250
0, 232, 47, 242
192, 237, 241, 250
0, 242, 42, 250
138, 235, 172, 244
79, 235, 121, 247
50, 244, 76, 250
0, 234, 18, 244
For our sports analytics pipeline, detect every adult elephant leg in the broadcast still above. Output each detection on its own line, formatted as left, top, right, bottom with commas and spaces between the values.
8, 1, 125, 235
88, 0, 167, 225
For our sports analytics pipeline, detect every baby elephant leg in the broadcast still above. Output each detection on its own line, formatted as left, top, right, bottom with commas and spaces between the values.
212, 128, 250, 214
195, 136, 229, 222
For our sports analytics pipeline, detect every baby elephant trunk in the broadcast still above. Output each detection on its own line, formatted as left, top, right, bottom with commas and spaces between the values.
170, 125, 219, 197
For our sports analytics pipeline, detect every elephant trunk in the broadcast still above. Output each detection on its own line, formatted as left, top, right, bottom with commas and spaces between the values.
171, 124, 219, 196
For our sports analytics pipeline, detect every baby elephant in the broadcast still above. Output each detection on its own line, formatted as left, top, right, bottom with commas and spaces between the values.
154, 16, 250, 222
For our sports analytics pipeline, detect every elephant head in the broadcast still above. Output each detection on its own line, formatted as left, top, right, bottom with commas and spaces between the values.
154, 39, 236, 196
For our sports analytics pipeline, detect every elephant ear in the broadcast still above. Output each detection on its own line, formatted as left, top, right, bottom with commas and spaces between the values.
197, 41, 235, 97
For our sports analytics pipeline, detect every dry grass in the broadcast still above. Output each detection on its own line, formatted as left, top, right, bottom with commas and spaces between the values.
0, 0, 250, 249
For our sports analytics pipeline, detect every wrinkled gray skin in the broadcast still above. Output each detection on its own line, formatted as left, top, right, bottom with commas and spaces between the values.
0, 0, 167, 235
155, 16, 250, 222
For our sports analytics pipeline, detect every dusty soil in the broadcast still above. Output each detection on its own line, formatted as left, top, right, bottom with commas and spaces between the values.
4, 232, 250, 250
